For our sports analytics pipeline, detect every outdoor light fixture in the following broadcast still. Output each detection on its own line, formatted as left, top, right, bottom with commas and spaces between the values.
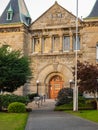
36, 80, 39, 95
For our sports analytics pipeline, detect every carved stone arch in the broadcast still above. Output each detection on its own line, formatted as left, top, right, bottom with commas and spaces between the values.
37, 62, 72, 79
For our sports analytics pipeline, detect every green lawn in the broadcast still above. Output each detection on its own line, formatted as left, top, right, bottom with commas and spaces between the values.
67, 110, 98, 123
0, 112, 28, 130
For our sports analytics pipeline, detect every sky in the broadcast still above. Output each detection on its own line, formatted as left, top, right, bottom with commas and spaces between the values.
0, 0, 96, 21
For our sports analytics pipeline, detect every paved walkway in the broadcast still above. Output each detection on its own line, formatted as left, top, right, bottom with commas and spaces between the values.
25, 99, 98, 130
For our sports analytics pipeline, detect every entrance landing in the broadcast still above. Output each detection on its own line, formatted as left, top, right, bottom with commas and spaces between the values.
27, 99, 56, 111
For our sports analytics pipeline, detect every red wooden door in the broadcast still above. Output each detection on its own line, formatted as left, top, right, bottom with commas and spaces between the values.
49, 75, 64, 99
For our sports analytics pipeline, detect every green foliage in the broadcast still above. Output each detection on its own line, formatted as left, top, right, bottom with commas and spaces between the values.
86, 99, 97, 109
72, 60, 98, 109
8, 102, 26, 113
56, 88, 73, 106
72, 60, 98, 94
0, 94, 30, 109
55, 101, 95, 111
27, 93, 37, 101
0, 45, 32, 92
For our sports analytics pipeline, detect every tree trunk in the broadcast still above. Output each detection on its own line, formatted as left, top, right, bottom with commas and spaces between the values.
93, 92, 98, 110
96, 101, 98, 110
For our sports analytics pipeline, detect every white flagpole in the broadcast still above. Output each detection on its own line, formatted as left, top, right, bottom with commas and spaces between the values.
73, 0, 78, 111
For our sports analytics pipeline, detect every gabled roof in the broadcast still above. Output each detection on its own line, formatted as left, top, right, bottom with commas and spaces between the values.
30, 1, 82, 30
0, 0, 31, 26
85, 0, 98, 19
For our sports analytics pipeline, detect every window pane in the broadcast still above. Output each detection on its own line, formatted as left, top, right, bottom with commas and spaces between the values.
33, 38, 40, 53
63, 36, 70, 51
53, 36, 60, 52
42, 37, 50, 53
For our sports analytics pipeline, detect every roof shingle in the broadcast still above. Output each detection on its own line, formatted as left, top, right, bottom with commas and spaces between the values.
0, 0, 31, 26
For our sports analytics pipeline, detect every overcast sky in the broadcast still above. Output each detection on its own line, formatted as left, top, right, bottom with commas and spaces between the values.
0, 0, 96, 21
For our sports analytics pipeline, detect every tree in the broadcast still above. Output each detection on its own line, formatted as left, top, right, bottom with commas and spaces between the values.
0, 45, 32, 93
72, 60, 98, 109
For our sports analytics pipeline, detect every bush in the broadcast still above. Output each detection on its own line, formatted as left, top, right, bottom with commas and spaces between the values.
27, 93, 37, 101
86, 99, 97, 109
56, 88, 73, 106
0, 94, 30, 110
8, 102, 26, 113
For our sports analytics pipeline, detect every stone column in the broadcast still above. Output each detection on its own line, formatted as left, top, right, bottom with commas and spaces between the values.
41, 36, 44, 53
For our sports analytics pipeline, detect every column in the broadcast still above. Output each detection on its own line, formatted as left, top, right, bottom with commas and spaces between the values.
60, 34, 63, 52
69, 31, 73, 52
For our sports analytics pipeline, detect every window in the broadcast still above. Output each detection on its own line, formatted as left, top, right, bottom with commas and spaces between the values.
57, 13, 62, 18
7, 5, 13, 21
96, 44, 98, 61
63, 36, 70, 51
73, 35, 80, 50
52, 36, 60, 52
33, 38, 40, 53
42, 37, 50, 53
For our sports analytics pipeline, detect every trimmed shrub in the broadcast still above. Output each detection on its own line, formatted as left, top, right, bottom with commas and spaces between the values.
8, 102, 26, 113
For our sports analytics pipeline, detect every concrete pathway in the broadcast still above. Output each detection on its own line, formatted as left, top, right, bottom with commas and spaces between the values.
25, 99, 98, 130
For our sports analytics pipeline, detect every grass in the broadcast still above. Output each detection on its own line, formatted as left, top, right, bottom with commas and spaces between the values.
54, 103, 94, 111
67, 110, 98, 123
0, 112, 28, 130
54, 104, 73, 111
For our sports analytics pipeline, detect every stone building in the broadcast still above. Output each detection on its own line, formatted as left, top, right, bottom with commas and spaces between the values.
0, 0, 98, 98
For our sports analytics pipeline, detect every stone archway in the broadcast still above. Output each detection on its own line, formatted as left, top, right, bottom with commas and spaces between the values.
37, 63, 73, 97
49, 75, 64, 99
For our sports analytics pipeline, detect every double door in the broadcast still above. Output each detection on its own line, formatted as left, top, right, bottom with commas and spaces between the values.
49, 75, 64, 99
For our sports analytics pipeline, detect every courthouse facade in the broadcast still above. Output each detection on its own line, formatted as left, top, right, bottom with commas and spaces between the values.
0, 0, 98, 98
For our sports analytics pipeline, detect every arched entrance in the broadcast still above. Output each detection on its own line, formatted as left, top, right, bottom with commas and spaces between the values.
49, 75, 64, 99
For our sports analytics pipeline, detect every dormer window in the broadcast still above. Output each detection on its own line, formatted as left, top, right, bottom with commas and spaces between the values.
7, 5, 13, 21
26, 17, 31, 25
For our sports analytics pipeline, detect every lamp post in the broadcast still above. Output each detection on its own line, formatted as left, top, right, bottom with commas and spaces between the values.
69, 80, 73, 89
74, 0, 79, 111
36, 80, 39, 96
69, 79, 78, 111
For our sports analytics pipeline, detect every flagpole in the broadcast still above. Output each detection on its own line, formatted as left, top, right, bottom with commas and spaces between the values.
73, 0, 78, 111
